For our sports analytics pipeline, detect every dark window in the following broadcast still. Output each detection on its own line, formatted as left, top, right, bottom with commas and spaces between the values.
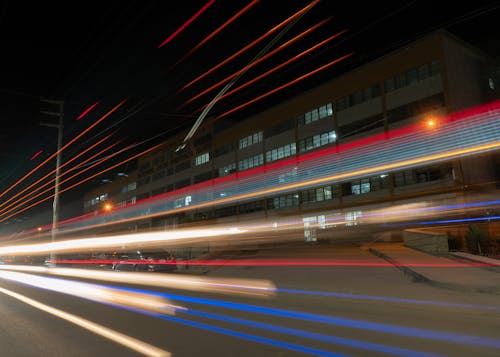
194, 133, 212, 147
194, 171, 212, 184
136, 192, 150, 201
264, 118, 294, 138
339, 113, 384, 139
175, 178, 191, 189
175, 161, 191, 173
239, 200, 265, 214
152, 170, 165, 181
215, 205, 237, 218
387, 93, 444, 124
214, 143, 234, 157
137, 176, 151, 187
152, 187, 165, 196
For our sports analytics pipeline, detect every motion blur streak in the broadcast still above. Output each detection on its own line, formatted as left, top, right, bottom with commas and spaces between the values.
0, 135, 118, 217
0, 141, 130, 222
76, 101, 99, 120
174, 0, 260, 65
0, 142, 161, 223
138, 291, 500, 349
0, 98, 126, 200
50, 258, 494, 268
181, 17, 334, 108
192, 26, 346, 112
278, 289, 500, 311
158, 314, 347, 357
0, 287, 171, 357
0, 265, 276, 297
29, 149, 43, 161
215, 53, 353, 119
184, 309, 441, 357
0, 227, 244, 255
157, 0, 215, 49
180, 0, 321, 91
0, 270, 180, 314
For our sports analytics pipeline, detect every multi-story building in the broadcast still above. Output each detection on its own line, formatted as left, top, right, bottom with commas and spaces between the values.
85, 30, 500, 249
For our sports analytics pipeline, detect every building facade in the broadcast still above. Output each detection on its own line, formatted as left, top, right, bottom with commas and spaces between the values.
85, 30, 500, 249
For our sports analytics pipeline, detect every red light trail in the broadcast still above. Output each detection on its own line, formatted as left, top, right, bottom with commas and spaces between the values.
76, 101, 99, 120
29, 150, 43, 161
157, 0, 216, 49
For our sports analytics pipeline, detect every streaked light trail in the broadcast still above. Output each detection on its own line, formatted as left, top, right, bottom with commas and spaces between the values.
0, 287, 171, 357
157, 0, 216, 49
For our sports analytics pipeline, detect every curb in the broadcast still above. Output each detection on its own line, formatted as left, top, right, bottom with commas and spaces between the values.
368, 248, 429, 283
368, 247, 500, 295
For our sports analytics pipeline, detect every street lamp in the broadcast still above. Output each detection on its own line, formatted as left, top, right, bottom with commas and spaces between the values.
40, 99, 64, 267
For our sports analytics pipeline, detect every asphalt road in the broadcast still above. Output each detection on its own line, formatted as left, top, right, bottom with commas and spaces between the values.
0, 243, 499, 357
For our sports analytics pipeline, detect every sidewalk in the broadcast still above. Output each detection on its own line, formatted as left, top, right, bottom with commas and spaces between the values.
365, 242, 500, 295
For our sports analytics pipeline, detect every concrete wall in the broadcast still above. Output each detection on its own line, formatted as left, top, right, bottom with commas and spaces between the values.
404, 229, 449, 255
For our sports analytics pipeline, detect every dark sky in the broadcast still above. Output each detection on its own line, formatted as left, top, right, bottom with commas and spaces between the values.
1, 0, 500, 231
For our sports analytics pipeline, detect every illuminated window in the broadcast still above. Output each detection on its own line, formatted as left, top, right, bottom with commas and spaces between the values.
239, 131, 262, 149
195, 152, 210, 166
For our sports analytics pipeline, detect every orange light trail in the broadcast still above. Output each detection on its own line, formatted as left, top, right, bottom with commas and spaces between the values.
0, 133, 115, 214
57, 140, 500, 233
76, 101, 99, 120
180, 17, 334, 109
0, 143, 161, 223
194, 29, 347, 114
0, 99, 127, 201
174, 0, 260, 66
157, 0, 216, 49
0, 287, 172, 357
179, 0, 321, 91
0, 140, 122, 220
215, 53, 353, 120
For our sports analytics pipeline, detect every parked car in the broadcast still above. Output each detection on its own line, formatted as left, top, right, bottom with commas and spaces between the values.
112, 251, 176, 272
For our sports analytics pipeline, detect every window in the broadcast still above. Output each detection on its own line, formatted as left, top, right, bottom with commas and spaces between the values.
299, 130, 336, 152
238, 154, 263, 171
351, 178, 370, 195
175, 178, 191, 189
239, 131, 262, 149
152, 170, 165, 181
219, 163, 236, 177
338, 114, 384, 139
194, 171, 212, 184
345, 211, 362, 226
239, 200, 264, 214
301, 184, 338, 203
267, 193, 299, 209
266, 143, 296, 163
385, 60, 441, 93
265, 119, 294, 137
214, 143, 234, 157
387, 93, 444, 124
175, 161, 191, 173
195, 152, 210, 166
299, 103, 333, 125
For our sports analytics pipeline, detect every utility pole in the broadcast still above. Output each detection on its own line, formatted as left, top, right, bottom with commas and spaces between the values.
40, 99, 64, 267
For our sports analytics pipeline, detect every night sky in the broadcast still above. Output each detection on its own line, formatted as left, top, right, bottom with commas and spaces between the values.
1, 0, 500, 231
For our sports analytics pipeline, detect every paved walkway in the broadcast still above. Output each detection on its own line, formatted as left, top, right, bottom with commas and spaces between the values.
365, 242, 500, 294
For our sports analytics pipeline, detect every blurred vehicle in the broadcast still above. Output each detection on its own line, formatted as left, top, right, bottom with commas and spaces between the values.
112, 250, 176, 272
